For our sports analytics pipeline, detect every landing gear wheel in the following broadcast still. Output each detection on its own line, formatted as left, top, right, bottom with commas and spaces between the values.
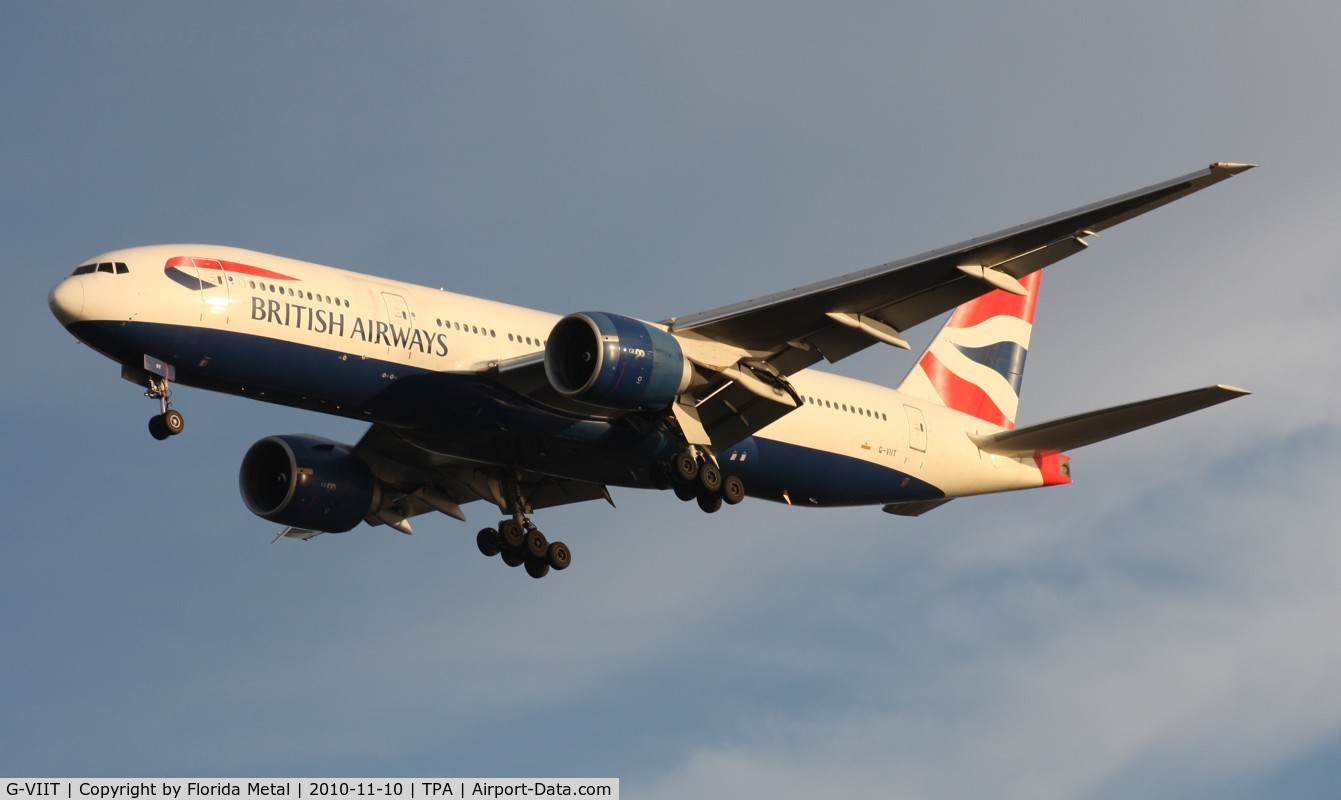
476, 528, 502, 557
524, 556, 550, 579
697, 492, 722, 514
148, 415, 170, 440
673, 482, 697, 502
674, 450, 699, 482
163, 408, 185, 435
524, 528, 549, 559
547, 541, 572, 571
699, 462, 722, 493
722, 475, 746, 505
499, 519, 525, 550
501, 549, 525, 568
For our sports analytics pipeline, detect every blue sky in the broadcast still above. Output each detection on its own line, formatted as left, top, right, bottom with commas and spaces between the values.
4, 3, 1341, 796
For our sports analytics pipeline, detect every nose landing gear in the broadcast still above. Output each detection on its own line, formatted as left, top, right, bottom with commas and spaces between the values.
142, 359, 185, 441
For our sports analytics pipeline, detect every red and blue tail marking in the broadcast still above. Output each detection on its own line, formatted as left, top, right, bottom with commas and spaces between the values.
896, 271, 1041, 429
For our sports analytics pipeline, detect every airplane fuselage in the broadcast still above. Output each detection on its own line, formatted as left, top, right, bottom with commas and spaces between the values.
50, 244, 1052, 512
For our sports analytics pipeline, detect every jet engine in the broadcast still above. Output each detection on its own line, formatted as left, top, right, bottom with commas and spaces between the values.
544, 311, 692, 410
239, 435, 377, 533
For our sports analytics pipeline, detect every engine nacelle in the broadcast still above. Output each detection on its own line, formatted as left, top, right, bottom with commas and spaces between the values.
239, 435, 376, 533
544, 311, 692, 410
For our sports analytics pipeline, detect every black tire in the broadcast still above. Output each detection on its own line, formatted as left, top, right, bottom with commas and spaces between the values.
500, 520, 525, 549
674, 451, 699, 482
673, 482, 697, 502
524, 556, 550, 579
697, 492, 722, 514
148, 415, 170, 440
547, 541, 572, 571
501, 548, 525, 567
699, 462, 722, 493
476, 528, 502, 557
163, 408, 185, 435
524, 528, 548, 559
722, 475, 746, 505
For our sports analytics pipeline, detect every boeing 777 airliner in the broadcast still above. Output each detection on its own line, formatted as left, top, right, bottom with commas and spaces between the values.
49, 163, 1253, 578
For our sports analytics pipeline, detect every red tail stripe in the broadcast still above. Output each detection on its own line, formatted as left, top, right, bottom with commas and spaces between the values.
918, 351, 1012, 428
947, 271, 1042, 329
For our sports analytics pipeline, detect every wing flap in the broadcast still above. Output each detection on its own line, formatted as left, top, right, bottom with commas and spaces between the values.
970, 385, 1250, 457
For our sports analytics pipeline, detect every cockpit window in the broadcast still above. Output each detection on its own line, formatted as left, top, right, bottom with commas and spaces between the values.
72, 261, 129, 276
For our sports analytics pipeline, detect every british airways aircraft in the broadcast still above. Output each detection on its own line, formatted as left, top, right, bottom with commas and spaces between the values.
49, 163, 1252, 578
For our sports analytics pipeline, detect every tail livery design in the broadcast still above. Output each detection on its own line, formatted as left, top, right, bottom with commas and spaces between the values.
897, 271, 1042, 429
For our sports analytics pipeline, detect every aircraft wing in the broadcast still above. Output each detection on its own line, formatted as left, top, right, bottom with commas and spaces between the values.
342, 423, 613, 533
660, 163, 1253, 447
669, 163, 1253, 361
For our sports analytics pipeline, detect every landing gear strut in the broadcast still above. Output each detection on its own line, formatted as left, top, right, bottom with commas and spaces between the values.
474, 476, 572, 579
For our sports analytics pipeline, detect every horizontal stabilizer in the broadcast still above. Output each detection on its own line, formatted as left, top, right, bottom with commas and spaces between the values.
970, 384, 1250, 457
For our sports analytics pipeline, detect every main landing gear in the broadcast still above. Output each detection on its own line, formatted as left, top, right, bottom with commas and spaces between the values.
666, 448, 745, 514
474, 474, 573, 581
145, 372, 185, 441
475, 475, 571, 579
476, 515, 571, 579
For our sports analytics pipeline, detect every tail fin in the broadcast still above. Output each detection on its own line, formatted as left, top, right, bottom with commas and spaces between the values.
896, 271, 1041, 429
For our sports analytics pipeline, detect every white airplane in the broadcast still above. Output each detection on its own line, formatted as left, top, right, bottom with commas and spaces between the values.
49, 163, 1253, 578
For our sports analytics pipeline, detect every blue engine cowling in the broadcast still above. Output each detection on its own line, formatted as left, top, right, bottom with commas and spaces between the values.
544, 312, 692, 410
239, 435, 376, 533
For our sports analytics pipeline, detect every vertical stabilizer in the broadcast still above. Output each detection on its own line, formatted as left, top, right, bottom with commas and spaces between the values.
896, 271, 1041, 429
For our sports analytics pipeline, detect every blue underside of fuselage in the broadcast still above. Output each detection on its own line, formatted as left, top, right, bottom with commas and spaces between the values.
67, 320, 944, 506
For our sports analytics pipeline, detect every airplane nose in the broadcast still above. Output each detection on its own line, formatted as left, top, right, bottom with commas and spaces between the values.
49, 277, 84, 324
